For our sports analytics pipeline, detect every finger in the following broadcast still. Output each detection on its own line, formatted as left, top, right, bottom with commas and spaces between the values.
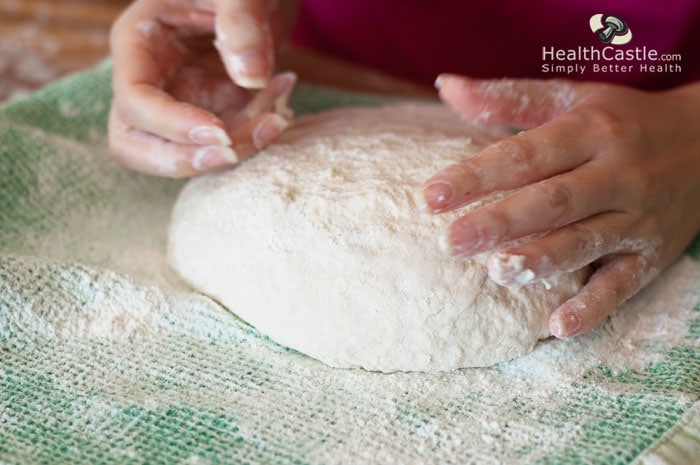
440, 162, 618, 258
109, 105, 240, 178
436, 74, 586, 128
486, 212, 632, 286
214, 0, 277, 89
111, 7, 232, 147
166, 66, 250, 114
217, 73, 295, 152
227, 71, 296, 128
157, 5, 217, 32
113, 85, 233, 147
224, 111, 291, 159
113, 74, 294, 178
422, 113, 594, 213
549, 253, 657, 338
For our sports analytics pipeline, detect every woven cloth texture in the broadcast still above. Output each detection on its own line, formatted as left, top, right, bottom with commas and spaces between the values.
1, 63, 700, 465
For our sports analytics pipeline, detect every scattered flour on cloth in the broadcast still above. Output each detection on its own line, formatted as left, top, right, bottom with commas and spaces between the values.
2, 79, 699, 463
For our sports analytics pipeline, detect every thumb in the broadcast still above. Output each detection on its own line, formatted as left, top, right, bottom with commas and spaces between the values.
436, 74, 585, 129
214, 0, 278, 89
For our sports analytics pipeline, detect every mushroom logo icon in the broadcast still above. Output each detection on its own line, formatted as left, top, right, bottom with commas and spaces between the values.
589, 14, 632, 45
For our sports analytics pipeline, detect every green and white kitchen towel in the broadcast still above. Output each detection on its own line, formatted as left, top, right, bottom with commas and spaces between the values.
1, 63, 699, 464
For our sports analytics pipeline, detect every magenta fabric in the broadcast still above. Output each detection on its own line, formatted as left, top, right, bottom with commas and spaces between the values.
292, 0, 700, 90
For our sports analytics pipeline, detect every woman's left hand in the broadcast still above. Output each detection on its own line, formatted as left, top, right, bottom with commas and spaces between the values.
424, 74, 700, 338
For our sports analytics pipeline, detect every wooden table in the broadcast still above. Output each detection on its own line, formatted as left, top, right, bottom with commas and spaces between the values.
0, 0, 130, 101
0, 0, 432, 102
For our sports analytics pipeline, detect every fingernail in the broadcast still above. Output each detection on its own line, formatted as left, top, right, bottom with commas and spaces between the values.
222, 49, 272, 89
414, 189, 429, 213
253, 114, 290, 150
192, 145, 238, 171
439, 222, 477, 257
444, 219, 491, 258
188, 125, 232, 146
272, 72, 296, 120
488, 252, 535, 287
423, 180, 455, 213
550, 311, 582, 338
438, 231, 452, 255
435, 73, 463, 90
434, 74, 446, 90
273, 71, 297, 96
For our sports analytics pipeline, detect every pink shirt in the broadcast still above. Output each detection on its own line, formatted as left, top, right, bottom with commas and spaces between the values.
292, 0, 700, 90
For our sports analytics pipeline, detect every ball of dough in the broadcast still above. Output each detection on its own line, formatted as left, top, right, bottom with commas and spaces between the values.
168, 104, 586, 372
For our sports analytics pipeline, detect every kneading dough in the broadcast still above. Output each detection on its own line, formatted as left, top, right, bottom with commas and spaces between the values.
168, 104, 586, 372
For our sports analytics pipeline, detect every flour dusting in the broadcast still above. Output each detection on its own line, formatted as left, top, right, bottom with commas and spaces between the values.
2, 77, 700, 464
501, 256, 700, 386
169, 104, 589, 372
474, 78, 578, 124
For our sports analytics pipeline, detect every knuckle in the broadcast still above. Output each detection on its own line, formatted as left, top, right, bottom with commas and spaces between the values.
489, 136, 538, 179
452, 159, 483, 194
487, 207, 511, 243
613, 265, 640, 299
492, 136, 537, 167
537, 181, 574, 224
568, 222, 615, 264
583, 105, 619, 130
578, 104, 642, 143
568, 222, 598, 253
568, 221, 594, 240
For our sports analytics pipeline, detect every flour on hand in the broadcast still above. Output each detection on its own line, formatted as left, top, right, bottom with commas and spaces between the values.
168, 104, 587, 372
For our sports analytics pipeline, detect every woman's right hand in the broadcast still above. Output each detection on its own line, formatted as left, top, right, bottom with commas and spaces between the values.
109, 0, 294, 178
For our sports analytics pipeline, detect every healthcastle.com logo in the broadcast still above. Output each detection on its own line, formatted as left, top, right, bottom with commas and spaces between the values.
541, 14, 682, 76
590, 14, 632, 45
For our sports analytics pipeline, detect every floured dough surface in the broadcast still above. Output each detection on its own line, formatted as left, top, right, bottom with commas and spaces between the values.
168, 104, 586, 372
